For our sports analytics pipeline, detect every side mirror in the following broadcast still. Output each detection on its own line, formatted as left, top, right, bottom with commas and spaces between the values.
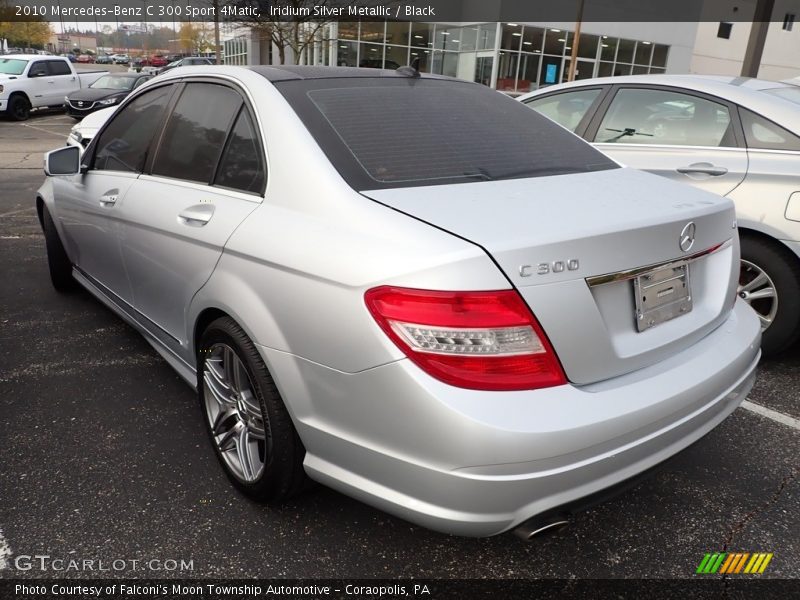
44, 146, 81, 176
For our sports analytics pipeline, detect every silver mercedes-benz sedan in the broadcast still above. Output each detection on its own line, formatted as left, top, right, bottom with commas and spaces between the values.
37, 65, 760, 538
519, 75, 800, 356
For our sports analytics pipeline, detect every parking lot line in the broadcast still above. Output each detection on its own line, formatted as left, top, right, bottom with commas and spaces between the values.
741, 399, 800, 430
21, 123, 67, 137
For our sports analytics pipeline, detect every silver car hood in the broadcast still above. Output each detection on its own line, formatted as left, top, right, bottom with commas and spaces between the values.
362, 168, 740, 383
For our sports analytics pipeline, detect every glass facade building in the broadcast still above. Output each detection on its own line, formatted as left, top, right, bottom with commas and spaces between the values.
224, 21, 671, 92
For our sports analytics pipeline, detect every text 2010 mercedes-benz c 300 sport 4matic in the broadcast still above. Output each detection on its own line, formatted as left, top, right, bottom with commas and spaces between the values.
37, 65, 761, 538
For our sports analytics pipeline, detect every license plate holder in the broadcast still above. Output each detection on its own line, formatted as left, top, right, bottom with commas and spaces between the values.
633, 262, 692, 332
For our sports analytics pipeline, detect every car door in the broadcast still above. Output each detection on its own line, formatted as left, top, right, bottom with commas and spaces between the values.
584, 86, 748, 197
116, 81, 264, 350
53, 83, 177, 304
45, 59, 77, 103
25, 60, 52, 107
728, 106, 800, 236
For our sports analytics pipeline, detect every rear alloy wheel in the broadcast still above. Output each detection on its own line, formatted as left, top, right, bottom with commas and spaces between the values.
198, 317, 307, 501
739, 236, 800, 356
8, 95, 31, 121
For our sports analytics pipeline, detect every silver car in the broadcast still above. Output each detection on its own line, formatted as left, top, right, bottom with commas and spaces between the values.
37, 66, 760, 538
519, 75, 800, 356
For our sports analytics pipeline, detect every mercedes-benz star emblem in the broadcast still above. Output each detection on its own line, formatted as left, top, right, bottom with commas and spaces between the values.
679, 222, 696, 252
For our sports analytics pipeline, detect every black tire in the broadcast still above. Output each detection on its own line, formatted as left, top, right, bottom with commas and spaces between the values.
41, 205, 76, 292
8, 95, 31, 121
740, 235, 800, 356
197, 317, 308, 502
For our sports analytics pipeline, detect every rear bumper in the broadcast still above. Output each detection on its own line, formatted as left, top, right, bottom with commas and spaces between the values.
262, 299, 760, 537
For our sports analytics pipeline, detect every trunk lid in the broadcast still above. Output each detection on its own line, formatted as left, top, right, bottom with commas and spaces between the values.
362, 168, 739, 384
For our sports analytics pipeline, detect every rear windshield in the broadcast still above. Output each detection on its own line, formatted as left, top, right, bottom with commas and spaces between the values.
276, 78, 617, 190
90, 75, 135, 90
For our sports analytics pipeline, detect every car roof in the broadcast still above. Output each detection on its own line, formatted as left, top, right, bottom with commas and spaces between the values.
247, 64, 457, 83
519, 74, 800, 133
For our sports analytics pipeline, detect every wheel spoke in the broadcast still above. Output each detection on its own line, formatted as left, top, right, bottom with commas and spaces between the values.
747, 287, 775, 301
210, 406, 236, 437
232, 358, 245, 396
217, 421, 242, 453
741, 271, 768, 293
758, 313, 772, 328
203, 368, 235, 409
237, 426, 255, 481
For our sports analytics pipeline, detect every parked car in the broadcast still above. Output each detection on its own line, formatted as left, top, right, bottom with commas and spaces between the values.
38, 65, 760, 538
111, 53, 130, 65
76, 54, 94, 64
129, 56, 146, 69
149, 54, 168, 68
157, 56, 213, 75
66, 105, 117, 150
0, 55, 108, 120
59, 53, 77, 63
65, 73, 151, 118
520, 75, 800, 355
95, 54, 113, 65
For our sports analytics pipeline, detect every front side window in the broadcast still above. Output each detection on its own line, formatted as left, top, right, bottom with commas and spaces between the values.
594, 88, 735, 147
93, 85, 174, 173
214, 108, 265, 194
28, 61, 47, 77
739, 108, 800, 151
524, 89, 603, 132
152, 83, 242, 184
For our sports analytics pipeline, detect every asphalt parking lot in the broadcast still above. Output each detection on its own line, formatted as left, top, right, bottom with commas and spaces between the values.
0, 112, 798, 580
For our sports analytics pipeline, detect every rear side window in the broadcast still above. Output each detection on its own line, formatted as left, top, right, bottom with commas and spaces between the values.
277, 78, 616, 190
47, 60, 71, 76
94, 85, 174, 173
523, 89, 602, 132
214, 108, 266, 194
153, 83, 242, 184
739, 108, 800, 151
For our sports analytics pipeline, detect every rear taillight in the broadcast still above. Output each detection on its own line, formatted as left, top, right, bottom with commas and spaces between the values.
364, 286, 567, 391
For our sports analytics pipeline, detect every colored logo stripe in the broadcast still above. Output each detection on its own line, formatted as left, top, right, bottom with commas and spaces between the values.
699, 552, 774, 574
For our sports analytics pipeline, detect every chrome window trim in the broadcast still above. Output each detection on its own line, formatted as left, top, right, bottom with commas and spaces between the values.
137, 173, 264, 204
586, 238, 732, 287
593, 143, 748, 153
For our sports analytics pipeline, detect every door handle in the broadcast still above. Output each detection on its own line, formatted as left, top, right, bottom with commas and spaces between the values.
99, 191, 119, 206
676, 163, 728, 177
178, 203, 214, 226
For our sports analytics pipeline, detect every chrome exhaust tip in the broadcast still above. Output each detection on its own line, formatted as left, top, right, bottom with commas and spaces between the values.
513, 514, 570, 541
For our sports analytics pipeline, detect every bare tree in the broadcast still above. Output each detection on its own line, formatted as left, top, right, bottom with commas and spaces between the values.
229, 0, 353, 65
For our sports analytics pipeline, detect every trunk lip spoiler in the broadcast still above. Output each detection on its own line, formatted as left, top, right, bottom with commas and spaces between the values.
585, 238, 733, 287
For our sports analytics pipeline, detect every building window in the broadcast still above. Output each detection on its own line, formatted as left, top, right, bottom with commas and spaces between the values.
784, 14, 795, 31
717, 22, 733, 39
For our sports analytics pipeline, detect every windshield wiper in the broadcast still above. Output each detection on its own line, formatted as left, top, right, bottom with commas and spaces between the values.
603, 127, 654, 142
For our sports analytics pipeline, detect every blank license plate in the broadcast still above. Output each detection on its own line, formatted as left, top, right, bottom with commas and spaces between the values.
633, 262, 692, 332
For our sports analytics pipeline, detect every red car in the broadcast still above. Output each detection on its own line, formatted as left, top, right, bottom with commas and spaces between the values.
149, 54, 168, 67
76, 54, 95, 63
